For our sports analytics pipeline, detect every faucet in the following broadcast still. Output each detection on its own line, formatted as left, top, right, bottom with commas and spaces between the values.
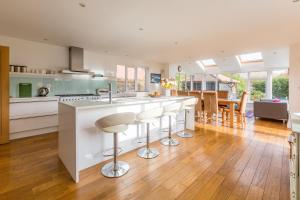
108, 82, 113, 104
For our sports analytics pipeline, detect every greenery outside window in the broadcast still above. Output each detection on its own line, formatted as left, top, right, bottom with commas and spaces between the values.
272, 70, 289, 100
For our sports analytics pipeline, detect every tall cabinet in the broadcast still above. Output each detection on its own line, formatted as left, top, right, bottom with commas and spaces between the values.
0, 46, 9, 144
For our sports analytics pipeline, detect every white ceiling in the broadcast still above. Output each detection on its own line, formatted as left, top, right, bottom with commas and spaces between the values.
0, 0, 299, 64
169, 48, 289, 76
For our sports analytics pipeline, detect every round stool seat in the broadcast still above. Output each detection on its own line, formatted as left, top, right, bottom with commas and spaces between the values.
95, 112, 136, 133
102, 125, 128, 133
95, 112, 136, 178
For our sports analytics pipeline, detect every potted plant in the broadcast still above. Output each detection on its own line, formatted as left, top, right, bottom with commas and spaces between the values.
161, 78, 175, 96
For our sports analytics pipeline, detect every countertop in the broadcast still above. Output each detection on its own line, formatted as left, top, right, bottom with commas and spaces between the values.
60, 96, 193, 110
10, 96, 59, 103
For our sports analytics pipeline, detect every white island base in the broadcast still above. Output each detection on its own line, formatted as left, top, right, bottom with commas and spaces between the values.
58, 96, 195, 182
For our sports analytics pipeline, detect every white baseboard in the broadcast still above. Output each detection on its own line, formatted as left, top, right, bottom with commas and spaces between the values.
10, 127, 58, 140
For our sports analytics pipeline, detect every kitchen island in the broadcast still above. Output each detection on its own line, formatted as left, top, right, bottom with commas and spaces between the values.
58, 96, 195, 182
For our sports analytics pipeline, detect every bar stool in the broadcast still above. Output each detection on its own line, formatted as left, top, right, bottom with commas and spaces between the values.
95, 112, 136, 178
160, 102, 182, 146
177, 98, 197, 138
136, 107, 164, 159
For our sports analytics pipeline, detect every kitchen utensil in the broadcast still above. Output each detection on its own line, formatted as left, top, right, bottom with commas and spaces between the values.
20, 66, 27, 73
9, 65, 14, 72
19, 83, 32, 97
38, 87, 49, 97
14, 65, 20, 72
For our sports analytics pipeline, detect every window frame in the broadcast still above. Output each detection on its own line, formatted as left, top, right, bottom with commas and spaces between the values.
116, 65, 149, 92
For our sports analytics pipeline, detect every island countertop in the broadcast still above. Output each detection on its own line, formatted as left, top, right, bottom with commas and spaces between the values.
59, 96, 193, 110
58, 95, 195, 182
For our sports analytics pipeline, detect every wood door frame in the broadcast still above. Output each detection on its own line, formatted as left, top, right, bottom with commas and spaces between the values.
0, 46, 9, 144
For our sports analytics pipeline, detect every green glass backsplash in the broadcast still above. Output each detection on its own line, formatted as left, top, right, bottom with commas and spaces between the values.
10, 77, 116, 97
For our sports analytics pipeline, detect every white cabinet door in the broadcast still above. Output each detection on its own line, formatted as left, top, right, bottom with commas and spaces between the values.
10, 100, 58, 119
10, 115, 58, 133
9, 99, 59, 138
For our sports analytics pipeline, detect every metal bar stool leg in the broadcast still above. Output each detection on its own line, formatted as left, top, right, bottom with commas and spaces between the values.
160, 115, 180, 146
177, 109, 193, 138
137, 123, 160, 159
101, 132, 130, 178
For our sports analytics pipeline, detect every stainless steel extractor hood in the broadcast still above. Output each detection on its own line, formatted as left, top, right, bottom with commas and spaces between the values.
61, 46, 92, 74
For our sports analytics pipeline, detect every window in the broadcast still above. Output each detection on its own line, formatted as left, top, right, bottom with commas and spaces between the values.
116, 65, 126, 92
272, 70, 289, 99
201, 59, 217, 67
206, 81, 216, 91
249, 71, 267, 101
219, 73, 248, 98
237, 52, 263, 64
116, 65, 147, 92
127, 67, 136, 91
137, 67, 146, 91
193, 81, 202, 90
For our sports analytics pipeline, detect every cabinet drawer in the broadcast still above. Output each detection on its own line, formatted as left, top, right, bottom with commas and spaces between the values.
10, 100, 58, 119
10, 115, 58, 133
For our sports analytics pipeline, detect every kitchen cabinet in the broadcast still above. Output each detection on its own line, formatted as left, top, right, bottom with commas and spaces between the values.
9, 97, 58, 139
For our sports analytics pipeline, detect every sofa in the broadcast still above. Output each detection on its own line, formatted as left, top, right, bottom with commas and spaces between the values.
253, 100, 289, 123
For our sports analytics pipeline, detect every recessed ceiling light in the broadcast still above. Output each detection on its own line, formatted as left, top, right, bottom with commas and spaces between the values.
138, 27, 144, 31
79, 2, 86, 7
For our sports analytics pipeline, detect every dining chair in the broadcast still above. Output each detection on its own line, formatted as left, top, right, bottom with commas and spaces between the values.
237, 91, 249, 127
224, 91, 248, 127
189, 91, 203, 122
203, 91, 219, 124
217, 90, 229, 99
218, 90, 229, 108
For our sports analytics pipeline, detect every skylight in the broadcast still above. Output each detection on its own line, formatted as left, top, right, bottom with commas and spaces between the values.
237, 52, 263, 64
201, 59, 217, 67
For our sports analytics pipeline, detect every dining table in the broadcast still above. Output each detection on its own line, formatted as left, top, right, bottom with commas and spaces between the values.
218, 98, 240, 127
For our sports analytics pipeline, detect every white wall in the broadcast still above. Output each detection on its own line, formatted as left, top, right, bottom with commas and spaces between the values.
0, 35, 68, 69
289, 43, 300, 114
0, 35, 167, 92
169, 62, 203, 78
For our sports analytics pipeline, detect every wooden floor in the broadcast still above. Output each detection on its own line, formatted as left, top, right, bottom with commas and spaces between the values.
0, 119, 291, 200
